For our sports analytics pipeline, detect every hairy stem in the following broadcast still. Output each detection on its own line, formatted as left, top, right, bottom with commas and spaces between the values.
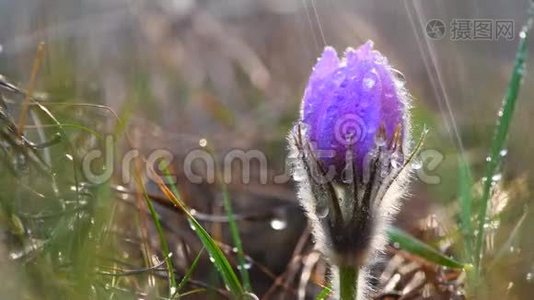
339, 265, 358, 300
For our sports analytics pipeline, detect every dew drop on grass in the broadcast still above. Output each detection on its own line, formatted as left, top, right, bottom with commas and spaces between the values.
526, 272, 533, 282
209, 256, 215, 263
269, 218, 287, 231
485, 156, 492, 162
500, 149, 508, 157
188, 220, 196, 232
237, 262, 252, 270
232, 247, 238, 253
199, 138, 208, 147
65, 154, 73, 161
492, 173, 502, 182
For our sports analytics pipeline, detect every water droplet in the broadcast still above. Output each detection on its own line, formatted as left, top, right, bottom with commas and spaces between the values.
209, 256, 215, 263
411, 160, 423, 170
170, 287, 177, 295
485, 156, 492, 162
316, 203, 329, 218
497, 109, 504, 117
526, 272, 533, 282
237, 262, 252, 270
491, 173, 502, 182
395, 78, 405, 89
270, 218, 287, 231
520, 31, 527, 39
292, 167, 307, 182
199, 138, 208, 147
390, 152, 403, 169
362, 75, 376, 91
65, 154, 73, 161
188, 220, 197, 232
500, 149, 508, 157
333, 70, 346, 86
232, 247, 239, 253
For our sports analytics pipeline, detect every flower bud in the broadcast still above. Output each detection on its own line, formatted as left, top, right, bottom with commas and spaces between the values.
288, 40, 412, 296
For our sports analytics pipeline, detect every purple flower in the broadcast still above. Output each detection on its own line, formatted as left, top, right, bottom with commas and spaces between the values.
300, 40, 407, 180
289, 41, 413, 292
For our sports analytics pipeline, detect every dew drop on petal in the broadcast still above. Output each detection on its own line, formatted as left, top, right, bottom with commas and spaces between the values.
362, 75, 376, 91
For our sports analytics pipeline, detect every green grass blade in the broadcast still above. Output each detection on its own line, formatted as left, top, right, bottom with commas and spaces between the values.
175, 248, 204, 298
159, 164, 244, 296
142, 191, 177, 296
315, 285, 332, 300
186, 215, 244, 296
387, 227, 467, 269
458, 158, 474, 263
218, 177, 252, 291
488, 207, 528, 270
474, 7, 533, 271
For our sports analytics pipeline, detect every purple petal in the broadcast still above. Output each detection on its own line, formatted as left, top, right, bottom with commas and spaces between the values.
301, 41, 406, 179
